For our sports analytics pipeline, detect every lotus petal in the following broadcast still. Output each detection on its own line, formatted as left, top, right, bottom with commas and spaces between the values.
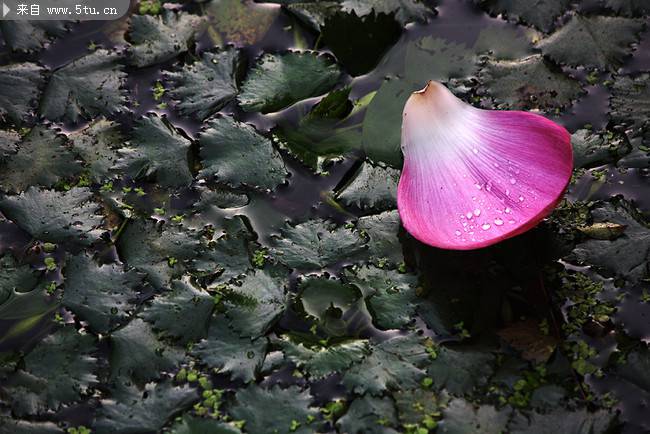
397, 81, 572, 250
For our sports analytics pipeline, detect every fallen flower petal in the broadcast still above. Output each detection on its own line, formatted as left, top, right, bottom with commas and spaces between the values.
397, 81, 573, 250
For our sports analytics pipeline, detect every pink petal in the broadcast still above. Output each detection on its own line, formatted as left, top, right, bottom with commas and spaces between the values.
397, 81, 573, 250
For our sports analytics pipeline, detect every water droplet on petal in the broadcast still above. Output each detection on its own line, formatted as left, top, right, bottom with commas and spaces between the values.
510, 178, 516, 184
455, 230, 461, 236
504, 207, 512, 214
518, 196, 525, 202
482, 223, 491, 230
473, 209, 481, 217
472, 148, 479, 154
466, 212, 473, 219
475, 183, 482, 190
494, 218, 504, 226
509, 219, 516, 224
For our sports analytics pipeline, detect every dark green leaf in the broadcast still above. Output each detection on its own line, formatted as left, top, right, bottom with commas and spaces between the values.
571, 199, 650, 284
343, 334, 428, 395
4, 327, 97, 415
109, 318, 184, 384
191, 315, 267, 383
610, 73, 650, 146
357, 210, 404, 266
69, 119, 124, 183
509, 408, 615, 434
238, 51, 341, 113
225, 268, 289, 338
39, 49, 128, 123
0, 63, 44, 126
169, 415, 243, 434
341, 0, 433, 25
198, 115, 287, 191
438, 398, 511, 434
229, 385, 317, 434
474, 0, 570, 32
0, 417, 63, 434
270, 219, 368, 270
115, 114, 193, 188
345, 265, 417, 329
0, 126, 81, 193
63, 252, 142, 334
480, 54, 583, 111
127, 11, 205, 67
140, 278, 214, 344
427, 344, 495, 395
118, 219, 200, 288
337, 162, 399, 211
166, 48, 241, 120
0, 187, 104, 245
605, 0, 650, 17
299, 275, 361, 320
537, 15, 644, 70
337, 395, 400, 434
571, 129, 632, 169
277, 336, 368, 378
0, 20, 67, 52
95, 380, 198, 434
0, 254, 39, 306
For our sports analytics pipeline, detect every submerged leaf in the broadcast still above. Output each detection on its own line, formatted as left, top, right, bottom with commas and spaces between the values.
69, 119, 124, 183
337, 395, 400, 434
277, 336, 368, 378
438, 399, 511, 434
0, 20, 67, 52
337, 161, 399, 211
474, 0, 571, 32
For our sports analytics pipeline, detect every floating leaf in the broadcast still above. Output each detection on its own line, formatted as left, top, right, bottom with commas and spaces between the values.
474, 0, 571, 32
336, 162, 399, 211
426, 344, 495, 395
224, 267, 289, 338
166, 48, 241, 120
605, 0, 650, 17
0, 63, 44, 126
571, 129, 632, 169
191, 315, 267, 383
357, 210, 404, 266
509, 408, 615, 434
270, 219, 368, 270
110, 318, 184, 384
0, 187, 104, 245
537, 15, 644, 70
205, 0, 278, 45
0, 126, 81, 193
346, 265, 417, 329
126, 11, 204, 67
0, 255, 39, 306
341, 0, 432, 25
63, 253, 141, 334
473, 25, 534, 60
169, 415, 243, 434
0, 20, 67, 52
39, 49, 128, 123
238, 51, 341, 113
69, 119, 124, 183
198, 115, 287, 191
117, 219, 200, 288
480, 54, 583, 111
141, 278, 214, 344
95, 381, 198, 434
115, 114, 193, 188
299, 275, 361, 320
343, 334, 427, 395
337, 395, 400, 434
438, 399, 511, 434
610, 73, 650, 146
229, 385, 317, 434
277, 336, 368, 379
572, 199, 649, 284
0, 418, 62, 434
3, 327, 97, 415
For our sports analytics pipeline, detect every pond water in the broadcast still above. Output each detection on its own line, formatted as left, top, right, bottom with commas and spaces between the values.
1, 0, 649, 433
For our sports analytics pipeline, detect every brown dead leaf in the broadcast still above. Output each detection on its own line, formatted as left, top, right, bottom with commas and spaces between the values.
498, 318, 559, 364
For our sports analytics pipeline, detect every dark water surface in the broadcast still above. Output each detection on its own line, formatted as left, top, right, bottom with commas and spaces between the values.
1, 0, 650, 432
